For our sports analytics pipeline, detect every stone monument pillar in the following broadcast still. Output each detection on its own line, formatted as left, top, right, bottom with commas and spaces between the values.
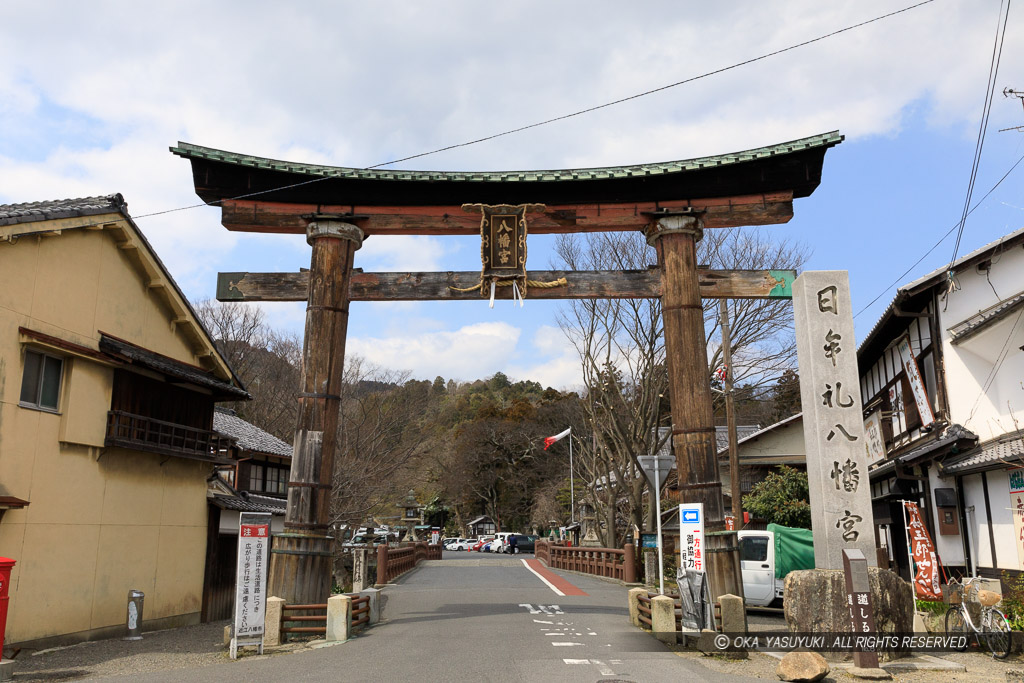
788, 272, 911, 654
792, 271, 875, 567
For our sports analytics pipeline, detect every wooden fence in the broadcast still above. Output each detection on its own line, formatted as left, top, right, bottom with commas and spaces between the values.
535, 541, 637, 583
635, 591, 721, 632
280, 593, 375, 638
376, 541, 442, 584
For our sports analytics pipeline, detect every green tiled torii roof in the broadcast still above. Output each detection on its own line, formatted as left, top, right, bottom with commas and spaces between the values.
170, 131, 843, 184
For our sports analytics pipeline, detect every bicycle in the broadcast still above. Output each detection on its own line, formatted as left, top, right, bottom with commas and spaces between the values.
944, 576, 1012, 659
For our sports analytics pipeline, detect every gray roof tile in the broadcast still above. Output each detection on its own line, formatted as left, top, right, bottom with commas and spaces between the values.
944, 434, 1024, 474
212, 493, 286, 515
0, 194, 127, 226
214, 409, 292, 457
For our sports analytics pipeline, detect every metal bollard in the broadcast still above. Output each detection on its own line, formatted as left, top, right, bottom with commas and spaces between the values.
124, 590, 144, 640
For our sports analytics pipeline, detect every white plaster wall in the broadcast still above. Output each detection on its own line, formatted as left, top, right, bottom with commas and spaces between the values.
939, 245, 1024, 442
986, 469, 1023, 570
961, 473, 991, 569
929, 467, 964, 566
962, 470, 1022, 571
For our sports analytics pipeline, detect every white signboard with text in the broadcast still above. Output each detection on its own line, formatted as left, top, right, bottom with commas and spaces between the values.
896, 335, 935, 427
863, 411, 885, 463
678, 503, 705, 572
231, 512, 271, 659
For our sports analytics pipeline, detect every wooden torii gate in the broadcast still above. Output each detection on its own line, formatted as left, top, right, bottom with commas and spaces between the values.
173, 131, 842, 606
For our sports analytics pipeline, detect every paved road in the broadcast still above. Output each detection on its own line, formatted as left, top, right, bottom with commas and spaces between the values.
97, 550, 766, 682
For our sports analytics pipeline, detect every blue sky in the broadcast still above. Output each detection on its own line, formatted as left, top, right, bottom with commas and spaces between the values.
2, 1, 1022, 388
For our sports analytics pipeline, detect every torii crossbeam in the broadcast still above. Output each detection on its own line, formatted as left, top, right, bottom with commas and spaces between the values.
173, 131, 842, 606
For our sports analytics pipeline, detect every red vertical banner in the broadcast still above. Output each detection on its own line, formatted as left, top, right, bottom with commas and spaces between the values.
904, 502, 941, 599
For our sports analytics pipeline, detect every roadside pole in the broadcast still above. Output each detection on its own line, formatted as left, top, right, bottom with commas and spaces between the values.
638, 455, 674, 596
654, 456, 665, 595
569, 428, 575, 524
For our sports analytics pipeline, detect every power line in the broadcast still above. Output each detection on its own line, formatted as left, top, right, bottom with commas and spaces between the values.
853, 149, 1024, 320
965, 303, 1024, 427
947, 0, 1012, 269
365, 1, 937, 170
121, 0, 937, 223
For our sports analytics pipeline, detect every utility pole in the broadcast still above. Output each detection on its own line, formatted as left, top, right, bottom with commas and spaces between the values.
720, 299, 743, 531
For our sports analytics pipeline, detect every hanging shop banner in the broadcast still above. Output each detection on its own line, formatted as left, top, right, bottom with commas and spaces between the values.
903, 502, 941, 600
1008, 469, 1024, 569
896, 336, 935, 427
231, 512, 271, 659
863, 411, 886, 463
678, 503, 705, 572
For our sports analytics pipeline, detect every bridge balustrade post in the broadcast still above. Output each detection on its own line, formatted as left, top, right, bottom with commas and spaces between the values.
376, 543, 389, 585
624, 543, 637, 583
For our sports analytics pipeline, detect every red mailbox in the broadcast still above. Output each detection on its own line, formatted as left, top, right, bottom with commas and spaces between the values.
0, 557, 15, 656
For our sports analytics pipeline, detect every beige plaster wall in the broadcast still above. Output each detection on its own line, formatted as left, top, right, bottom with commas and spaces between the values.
0, 222, 215, 644
735, 419, 805, 459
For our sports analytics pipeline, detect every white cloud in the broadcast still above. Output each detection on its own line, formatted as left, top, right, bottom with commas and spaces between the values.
358, 235, 447, 272
1, 0, 1020, 383
347, 321, 522, 381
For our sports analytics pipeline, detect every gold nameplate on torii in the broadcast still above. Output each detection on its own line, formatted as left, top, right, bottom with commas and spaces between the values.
461, 203, 545, 300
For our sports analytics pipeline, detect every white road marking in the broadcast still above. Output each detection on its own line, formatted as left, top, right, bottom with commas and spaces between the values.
533, 619, 554, 624
587, 631, 597, 635
521, 558, 566, 596
563, 659, 589, 665
590, 659, 616, 676
552, 642, 584, 647
519, 603, 542, 614
540, 605, 563, 614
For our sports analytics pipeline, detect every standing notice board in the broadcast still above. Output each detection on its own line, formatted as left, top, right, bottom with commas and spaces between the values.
231, 512, 271, 659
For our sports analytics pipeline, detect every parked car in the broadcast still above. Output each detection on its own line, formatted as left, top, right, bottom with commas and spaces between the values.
342, 533, 390, 548
502, 534, 538, 554
469, 536, 495, 552
486, 532, 515, 553
446, 539, 471, 551
738, 525, 813, 607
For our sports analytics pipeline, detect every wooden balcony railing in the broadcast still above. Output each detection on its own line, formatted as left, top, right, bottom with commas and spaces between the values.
105, 410, 234, 462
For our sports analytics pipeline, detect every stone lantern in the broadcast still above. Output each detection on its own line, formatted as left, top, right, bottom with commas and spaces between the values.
397, 489, 422, 541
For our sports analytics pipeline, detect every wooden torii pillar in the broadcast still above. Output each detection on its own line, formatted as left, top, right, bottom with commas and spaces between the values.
171, 130, 841, 607
267, 216, 362, 605
647, 212, 740, 602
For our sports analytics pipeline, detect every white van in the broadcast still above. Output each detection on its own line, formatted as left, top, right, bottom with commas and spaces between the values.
737, 526, 814, 608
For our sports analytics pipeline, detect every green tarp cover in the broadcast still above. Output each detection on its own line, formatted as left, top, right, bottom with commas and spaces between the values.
767, 523, 815, 579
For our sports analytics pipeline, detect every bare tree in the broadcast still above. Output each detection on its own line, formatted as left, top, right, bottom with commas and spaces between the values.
701, 228, 809, 399
555, 231, 669, 548
193, 299, 302, 441
330, 357, 428, 530
554, 227, 808, 546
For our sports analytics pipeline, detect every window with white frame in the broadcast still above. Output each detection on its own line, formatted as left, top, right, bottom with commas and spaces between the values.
20, 350, 64, 411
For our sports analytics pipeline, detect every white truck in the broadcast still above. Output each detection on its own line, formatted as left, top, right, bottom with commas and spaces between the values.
737, 525, 814, 607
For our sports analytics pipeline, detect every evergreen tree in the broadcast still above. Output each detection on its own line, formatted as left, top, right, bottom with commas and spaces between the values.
743, 465, 811, 528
